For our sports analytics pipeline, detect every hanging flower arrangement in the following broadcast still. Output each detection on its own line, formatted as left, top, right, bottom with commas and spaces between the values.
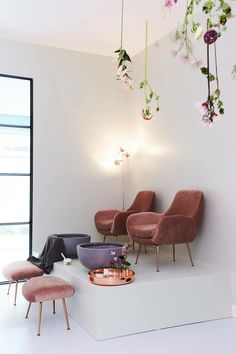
140, 21, 160, 120
114, 0, 133, 89
168, 0, 233, 126
164, 0, 178, 9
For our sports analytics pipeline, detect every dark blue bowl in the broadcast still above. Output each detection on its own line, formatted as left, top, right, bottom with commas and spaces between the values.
56, 233, 91, 258
76, 242, 127, 270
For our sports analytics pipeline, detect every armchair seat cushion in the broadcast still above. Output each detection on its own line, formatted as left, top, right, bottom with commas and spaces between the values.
128, 224, 157, 239
96, 219, 113, 232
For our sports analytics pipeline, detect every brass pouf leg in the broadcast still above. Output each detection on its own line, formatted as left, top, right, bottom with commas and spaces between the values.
25, 302, 31, 319
37, 302, 43, 336
7, 281, 12, 295
53, 300, 56, 314
14, 281, 18, 306
62, 298, 70, 330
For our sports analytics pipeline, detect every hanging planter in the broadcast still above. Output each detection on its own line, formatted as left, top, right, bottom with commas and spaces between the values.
114, 0, 133, 89
140, 21, 160, 120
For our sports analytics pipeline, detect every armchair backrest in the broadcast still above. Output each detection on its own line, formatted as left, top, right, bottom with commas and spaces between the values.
127, 190, 155, 212
165, 190, 204, 223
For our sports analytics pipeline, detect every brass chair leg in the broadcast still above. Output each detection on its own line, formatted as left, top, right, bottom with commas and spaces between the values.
135, 244, 141, 264
144, 246, 147, 254
132, 240, 135, 251
14, 281, 18, 306
115, 235, 118, 243
53, 300, 56, 314
25, 302, 32, 319
37, 302, 43, 336
7, 281, 12, 295
186, 243, 194, 267
155, 246, 160, 272
103, 235, 106, 242
173, 244, 176, 262
62, 298, 70, 330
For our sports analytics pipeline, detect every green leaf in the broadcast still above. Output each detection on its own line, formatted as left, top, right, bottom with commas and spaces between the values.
203, 0, 215, 14
201, 67, 209, 75
209, 74, 216, 81
219, 107, 224, 114
219, 15, 227, 25
139, 82, 144, 89
122, 50, 131, 62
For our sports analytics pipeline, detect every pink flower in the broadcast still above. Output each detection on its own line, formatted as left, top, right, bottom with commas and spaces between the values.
121, 246, 127, 256
165, 0, 172, 8
170, 49, 178, 58
191, 59, 204, 69
142, 108, 153, 120
180, 54, 191, 64
165, 0, 177, 8
195, 100, 208, 115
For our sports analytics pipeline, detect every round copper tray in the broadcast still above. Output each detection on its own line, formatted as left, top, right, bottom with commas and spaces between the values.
88, 268, 135, 286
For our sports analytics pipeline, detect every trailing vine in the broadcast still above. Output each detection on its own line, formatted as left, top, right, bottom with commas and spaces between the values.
140, 21, 160, 120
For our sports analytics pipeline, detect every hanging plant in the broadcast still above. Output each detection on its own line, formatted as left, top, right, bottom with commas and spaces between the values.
232, 65, 236, 80
171, 0, 203, 67
164, 0, 178, 9
169, 0, 233, 125
140, 21, 160, 120
114, 0, 133, 89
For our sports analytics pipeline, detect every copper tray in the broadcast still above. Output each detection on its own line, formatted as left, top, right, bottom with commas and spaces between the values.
88, 268, 135, 286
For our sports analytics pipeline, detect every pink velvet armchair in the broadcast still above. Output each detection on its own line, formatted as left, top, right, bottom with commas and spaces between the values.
94, 191, 155, 242
126, 190, 204, 271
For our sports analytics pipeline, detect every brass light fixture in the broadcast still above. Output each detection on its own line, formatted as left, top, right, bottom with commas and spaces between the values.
115, 146, 129, 210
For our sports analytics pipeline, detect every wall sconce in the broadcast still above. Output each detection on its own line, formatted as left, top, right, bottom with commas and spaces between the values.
115, 146, 130, 210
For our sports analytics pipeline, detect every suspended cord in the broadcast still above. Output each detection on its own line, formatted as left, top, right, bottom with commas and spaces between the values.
120, 0, 124, 48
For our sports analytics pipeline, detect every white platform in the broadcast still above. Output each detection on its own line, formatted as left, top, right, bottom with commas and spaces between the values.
53, 248, 232, 340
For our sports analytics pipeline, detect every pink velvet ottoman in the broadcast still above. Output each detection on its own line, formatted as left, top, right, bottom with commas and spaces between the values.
2, 260, 44, 305
22, 276, 75, 336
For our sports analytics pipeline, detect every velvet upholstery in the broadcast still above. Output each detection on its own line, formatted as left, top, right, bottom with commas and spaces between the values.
22, 276, 75, 303
127, 190, 204, 267
3, 260, 44, 281
94, 191, 155, 238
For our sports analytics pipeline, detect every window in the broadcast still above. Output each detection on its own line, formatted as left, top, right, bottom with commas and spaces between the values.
0, 74, 33, 282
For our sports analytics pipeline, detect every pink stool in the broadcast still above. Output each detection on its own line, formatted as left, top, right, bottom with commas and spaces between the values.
2, 260, 44, 305
22, 276, 75, 336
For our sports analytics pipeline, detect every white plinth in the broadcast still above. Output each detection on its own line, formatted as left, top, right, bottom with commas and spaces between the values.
53, 249, 232, 340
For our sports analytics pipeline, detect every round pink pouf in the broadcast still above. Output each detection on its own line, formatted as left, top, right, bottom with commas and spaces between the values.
22, 276, 75, 336
2, 260, 44, 306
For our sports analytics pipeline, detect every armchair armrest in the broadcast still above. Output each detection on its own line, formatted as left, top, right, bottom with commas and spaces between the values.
94, 209, 120, 224
111, 211, 136, 235
152, 215, 197, 245
126, 212, 164, 230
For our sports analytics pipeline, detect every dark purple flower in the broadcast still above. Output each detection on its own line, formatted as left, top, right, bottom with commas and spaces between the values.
203, 30, 219, 45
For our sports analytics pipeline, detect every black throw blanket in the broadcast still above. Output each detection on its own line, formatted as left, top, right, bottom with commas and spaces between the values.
28, 235, 65, 274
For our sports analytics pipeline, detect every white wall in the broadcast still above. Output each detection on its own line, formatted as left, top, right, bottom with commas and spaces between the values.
0, 38, 132, 252
127, 20, 236, 278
